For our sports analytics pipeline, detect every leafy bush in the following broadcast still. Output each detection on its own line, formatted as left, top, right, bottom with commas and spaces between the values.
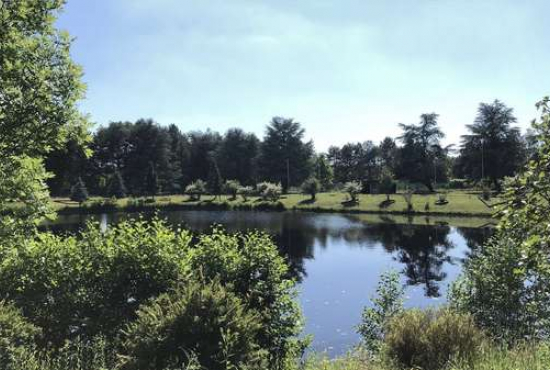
448, 179, 467, 189
301, 177, 320, 200
379, 174, 396, 201
119, 280, 266, 370
343, 181, 361, 202
257, 182, 282, 202
185, 180, 207, 201
223, 179, 241, 200
238, 185, 254, 201
0, 219, 192, 346
0, 302, 41, 369
357, 271, 404, 352
384, 309, 484, 370
450, 98, 550, 342
187, 228, 304, 368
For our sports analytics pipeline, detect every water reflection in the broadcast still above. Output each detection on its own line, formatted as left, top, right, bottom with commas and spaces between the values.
45, 211, 493, 355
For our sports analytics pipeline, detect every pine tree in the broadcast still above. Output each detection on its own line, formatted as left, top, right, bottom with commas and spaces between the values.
207, 157, 223, 199
70, 177, 89, 205
109, 170, 127, 199
145, 162, 159, 198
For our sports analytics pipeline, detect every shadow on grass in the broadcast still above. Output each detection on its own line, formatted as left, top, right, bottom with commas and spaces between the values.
341, 199, 359, 207
378, 199, 396, 209
298, 198, 316, 205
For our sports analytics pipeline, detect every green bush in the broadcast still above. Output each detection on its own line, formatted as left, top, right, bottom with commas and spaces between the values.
223, 180, 241, 200
343, 181, 361, 202
257, 182, 282, 201
448, 179, 467, 189
301, 177, 320, 200
119, 280, 266, 370
185, 180, 207, 201
384, 309, 484, 370
237, 185, 254, 201
0, 301, 41, 369
357, 271, 404, 353
187, 228, 304, 368
0, 219, 192, 346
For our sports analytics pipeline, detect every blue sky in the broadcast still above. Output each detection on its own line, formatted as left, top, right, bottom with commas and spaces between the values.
57, 0, 550, 151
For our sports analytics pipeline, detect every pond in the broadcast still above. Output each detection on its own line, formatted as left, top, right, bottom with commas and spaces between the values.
45, 211, 494, 357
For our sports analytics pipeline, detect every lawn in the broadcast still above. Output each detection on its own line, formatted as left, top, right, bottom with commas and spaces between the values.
51, 190, 500, 218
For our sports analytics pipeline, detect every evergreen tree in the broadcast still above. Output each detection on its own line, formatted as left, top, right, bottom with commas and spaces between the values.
315, 154, 334, 191
145, 162, 159, 198
70, 177, 89, 205
109, 170, 127, 199
207, 157, 223, 199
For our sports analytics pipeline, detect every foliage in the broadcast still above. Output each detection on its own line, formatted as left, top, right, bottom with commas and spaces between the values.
357, 271, 404, 353
108, 170, 127, 199
301, 177, 321, 200
343, 181, 362, 202
402, 191, 414, 212
450, 97, 550, 342
257, 182, 283, 201
314, 154, 334, 191
396, 113, 447, 192
119, 279, 266, 370
238, 186, 254, 201
0, 219, 192, 346
384, 308, 484, 370
0, 0, 89, 160
70, 177, 89, 204
185, 179, 207, 201
258, 117, 315, 191
224, 180, 241, 200
379, 173, 396, 201
186, 228, 305, 368
448, 178, 467, 189
0, 301, 41, 369
145, 162, 159, 197
207, 157, 224, 197
216, 128, 260, 186
0, 156, 53, 238
456, 100, 526, 190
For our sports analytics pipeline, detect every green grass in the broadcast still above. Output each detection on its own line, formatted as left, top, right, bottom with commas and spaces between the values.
51, 190, 500, 219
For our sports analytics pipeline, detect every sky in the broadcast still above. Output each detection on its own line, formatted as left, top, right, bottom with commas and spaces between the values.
57, 0, 550, 151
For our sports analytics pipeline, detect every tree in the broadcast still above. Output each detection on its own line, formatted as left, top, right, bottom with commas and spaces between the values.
379, 172, 396, 202
314, 154, 334, 191
216, 128, 260, 185
224, 180, 241, 200
343, 181, 362, 202
70, 177, 89, 205
207, 157, 223, 199
301, 177, 320, 201
456, 100, 526, 190
0, 1, 88, 235
145, 162, 159, 198
396, 113, 446, 192
185, 180, 206, 201
451, 97, 550, 341
108, 170, 127, 199
258, 117, 314, 192
379, 137, 398, 174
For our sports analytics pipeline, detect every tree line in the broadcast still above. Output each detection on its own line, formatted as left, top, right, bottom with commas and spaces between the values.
46, 100, 531, 198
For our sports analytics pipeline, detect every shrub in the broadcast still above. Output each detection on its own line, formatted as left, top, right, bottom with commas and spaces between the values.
402, 191, 414, 212
0, 219, 192, 347
379, 174, 396, 201
223, 179, 241, 200
119, 280, 266, 370
185, 180, 206, 201
482, 186, 491, 201
70, 177, 89, 204
357, 271, 404, 353
343, 181, 361, 202
448, 179, 467, 189
0, 302, 41, 369
301, 177, 320, 200
384, 309, 484, 370
257, 182, 282, 201
436, 191, 449, 205
187, 228, 305, 368
238, 186, 254, 201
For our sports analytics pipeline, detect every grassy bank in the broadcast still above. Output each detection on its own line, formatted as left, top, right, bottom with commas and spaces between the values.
52, 190, 499, 218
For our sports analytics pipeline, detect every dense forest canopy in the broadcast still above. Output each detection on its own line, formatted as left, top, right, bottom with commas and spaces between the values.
45, 100, 530, 197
